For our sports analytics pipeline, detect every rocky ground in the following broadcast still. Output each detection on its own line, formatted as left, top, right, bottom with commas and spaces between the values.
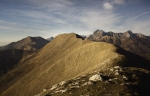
35, 66, 150, 96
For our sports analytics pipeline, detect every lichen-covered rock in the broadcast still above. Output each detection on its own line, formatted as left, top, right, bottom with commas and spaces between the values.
114, 66, 120, 69
114, 71, 119, 75
81, 81, 93, 86
54, 89, 68, 93
59, 81, 67, 86
89, 74, 103, 81
50, 84, 58, 90
43, 89, 47, 92
122, 75, 128, 80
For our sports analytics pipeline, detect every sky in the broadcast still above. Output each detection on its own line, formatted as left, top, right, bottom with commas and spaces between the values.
0, 0, 150, 45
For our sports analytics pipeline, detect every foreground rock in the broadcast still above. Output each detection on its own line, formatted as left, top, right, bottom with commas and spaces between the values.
35, 66, 150, 96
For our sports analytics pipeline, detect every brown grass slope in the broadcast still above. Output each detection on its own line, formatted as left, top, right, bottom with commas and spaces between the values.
1, 33, 150, 96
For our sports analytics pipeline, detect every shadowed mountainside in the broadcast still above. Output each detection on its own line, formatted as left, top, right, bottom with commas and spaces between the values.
0, 33, 150, 96
87, 30, 150, 60
0, 36, 49, 51
0, 49, 33, 76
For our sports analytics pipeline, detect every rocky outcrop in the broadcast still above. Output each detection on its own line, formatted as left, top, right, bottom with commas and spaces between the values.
35, 66, 150, 96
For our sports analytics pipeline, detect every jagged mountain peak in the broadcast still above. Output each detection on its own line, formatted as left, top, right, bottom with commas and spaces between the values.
90, 29, 148, 39
87, 30, 150, 60
125, 30, 133, 34
94, 29, 104, 33
93, 30, 105, 36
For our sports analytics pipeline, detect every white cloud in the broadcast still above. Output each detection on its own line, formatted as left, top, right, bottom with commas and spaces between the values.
0, 0, 125, 36
112, 0, 125, 4
0, 20, 17, 25
15, 10, 68, 25
27, 0, 73, 10
128, 19, 150, 35
103, 2, 113, 10
20, 10, 51, 19
0, 20, 19, 31
79, 9, 122, 32
1, 0, 150, 41
102, 0, 125, 11
108, 16, 150, 35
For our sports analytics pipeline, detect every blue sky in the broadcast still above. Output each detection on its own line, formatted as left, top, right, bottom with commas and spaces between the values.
0, 0, 150, 45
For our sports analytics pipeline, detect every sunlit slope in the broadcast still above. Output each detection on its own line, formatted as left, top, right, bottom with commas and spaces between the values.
1, 33, 125, 96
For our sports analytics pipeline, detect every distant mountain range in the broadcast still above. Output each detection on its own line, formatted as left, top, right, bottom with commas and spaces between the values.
0, 36, 49, 51
88, 30, 148, 39
87, 30, 150, 60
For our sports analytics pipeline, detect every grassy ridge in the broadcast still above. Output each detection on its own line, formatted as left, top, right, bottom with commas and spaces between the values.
0, 33, 131, 96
